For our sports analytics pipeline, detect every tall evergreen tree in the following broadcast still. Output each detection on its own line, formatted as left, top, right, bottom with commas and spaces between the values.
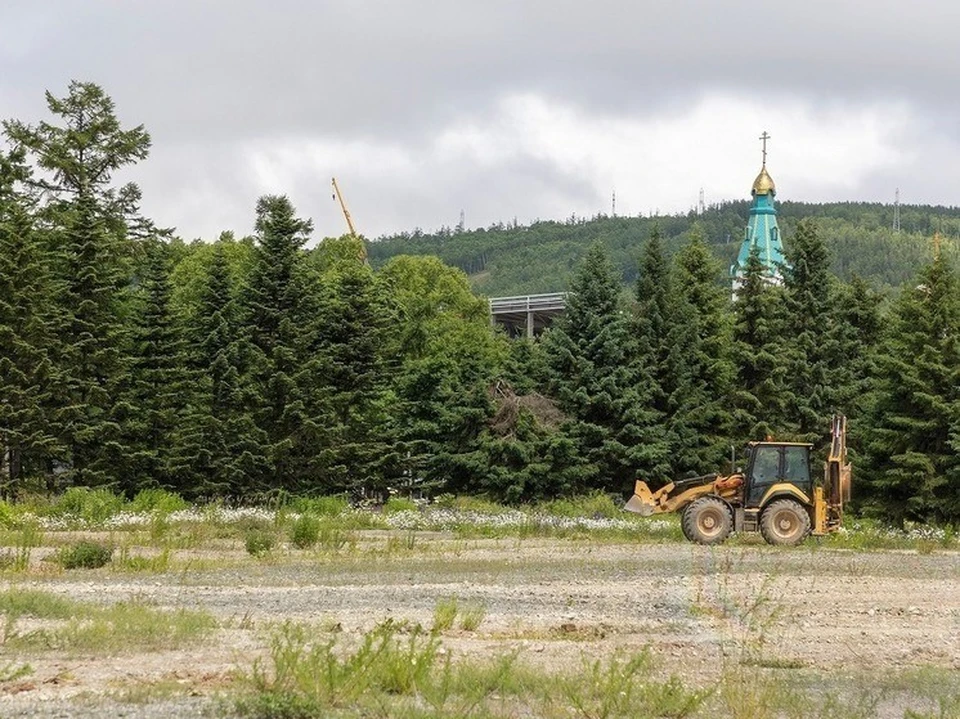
665, 228, 734, 477
241, 195, 314, 493
114, 241, 192, 495
297, 237, 395, 494
862, 253, 960, 525
0, 150, 61, 492
4, 82, 150, 487
633, 227, 672, 420
545, 242, 667, 493
779, 219, 840, 442
181, 244, 267, 497
380, 255, 509, 497
731, 246, 786, 440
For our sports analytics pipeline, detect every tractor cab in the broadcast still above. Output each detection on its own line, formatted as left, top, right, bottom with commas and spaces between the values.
741, 441, 814, 508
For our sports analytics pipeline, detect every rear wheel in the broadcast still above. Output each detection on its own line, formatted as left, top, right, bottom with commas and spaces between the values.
760, 499, 811, 546
681, 497, 733, 545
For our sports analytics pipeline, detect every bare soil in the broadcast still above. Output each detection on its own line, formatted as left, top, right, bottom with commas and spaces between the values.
1, 536, 958, 717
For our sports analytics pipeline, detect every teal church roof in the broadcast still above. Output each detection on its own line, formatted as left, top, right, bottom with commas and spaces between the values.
732, 165, 787, 279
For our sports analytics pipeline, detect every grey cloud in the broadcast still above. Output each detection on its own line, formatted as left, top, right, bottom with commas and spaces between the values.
3, 0, 959, 238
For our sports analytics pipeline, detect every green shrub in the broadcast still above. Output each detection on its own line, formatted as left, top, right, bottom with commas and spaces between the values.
290, 515, 321, 549
128, 488, 189, 514
56, 541, 114, 569
0, 500, 18, 529
245, 531, 275, 557
53, 487, 124, 524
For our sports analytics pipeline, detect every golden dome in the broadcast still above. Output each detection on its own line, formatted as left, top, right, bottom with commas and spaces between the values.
752, 166, 776, 196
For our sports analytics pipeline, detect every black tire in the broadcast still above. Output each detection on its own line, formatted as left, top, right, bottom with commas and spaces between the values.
760, 499, 811, 546
681, 497, 733, 545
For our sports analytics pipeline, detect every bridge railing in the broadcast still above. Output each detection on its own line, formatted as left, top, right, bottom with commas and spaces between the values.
489, 292, 568, 314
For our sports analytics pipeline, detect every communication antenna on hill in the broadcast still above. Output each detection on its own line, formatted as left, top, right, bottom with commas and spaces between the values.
612, 190, 617, 217
698, 187, 706, 216
893, 188, 901, 233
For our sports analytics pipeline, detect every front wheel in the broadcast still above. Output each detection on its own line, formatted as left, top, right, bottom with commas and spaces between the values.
681, 497, 733, 545
760, 499, 811, 546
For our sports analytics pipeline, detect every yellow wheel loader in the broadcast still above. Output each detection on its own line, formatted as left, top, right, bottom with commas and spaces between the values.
624, 415, 851, 545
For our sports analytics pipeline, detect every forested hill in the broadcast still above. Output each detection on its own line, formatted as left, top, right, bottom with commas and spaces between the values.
367, 201, 960, 297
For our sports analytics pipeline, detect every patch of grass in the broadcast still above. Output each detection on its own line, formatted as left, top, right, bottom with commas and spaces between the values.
0, 588, 82, 620
459, 601, 486, 632
0, 520, 42, 571
0, 588, 216, 655
245, 531, 275, 557
431, 597, 458, 632
384, 531, 417, 553
0, 661, 33, 682
384, 496, 419, 514
116, 546, 171, 573
234, 621, 708, 719
290, 495, 349, 517
538, 491, 621, 519
55, 540, 113, 569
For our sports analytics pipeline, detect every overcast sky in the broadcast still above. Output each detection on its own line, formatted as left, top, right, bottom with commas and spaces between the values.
2, 0, 958, 241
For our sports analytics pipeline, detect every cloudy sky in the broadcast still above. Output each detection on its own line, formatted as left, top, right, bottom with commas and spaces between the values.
2, 0, 957, 241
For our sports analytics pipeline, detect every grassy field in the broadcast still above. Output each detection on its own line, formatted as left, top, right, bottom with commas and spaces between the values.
0, 489, 957, 718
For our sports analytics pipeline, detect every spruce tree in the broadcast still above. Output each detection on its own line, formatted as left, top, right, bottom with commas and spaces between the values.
665, 229, 734, 477
862, 253, 960, 525
633, 226, 671, 415
731, 246, 786, 440
779, 219, 840, 442
114, 241, 191, 495
4, 82, 150, 487
0, 150, 62, 492
241, 195, 314, 493
297, 239, 395, 494
181, 244, 267, 497
545, 242, 667, 493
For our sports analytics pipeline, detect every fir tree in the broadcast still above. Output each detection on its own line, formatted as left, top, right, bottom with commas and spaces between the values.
862, 253, 960, 525
731, 245, 786, 440
665, 228, 734, 477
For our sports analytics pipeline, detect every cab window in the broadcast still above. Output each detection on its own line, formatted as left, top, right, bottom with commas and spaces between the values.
782, 446, 810, 484
750, 446, 780, 486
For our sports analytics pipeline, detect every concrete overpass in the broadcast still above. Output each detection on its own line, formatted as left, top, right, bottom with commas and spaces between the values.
489, 292, 568, 338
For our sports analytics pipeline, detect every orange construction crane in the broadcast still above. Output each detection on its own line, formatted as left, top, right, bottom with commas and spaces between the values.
331, 177, 357, 237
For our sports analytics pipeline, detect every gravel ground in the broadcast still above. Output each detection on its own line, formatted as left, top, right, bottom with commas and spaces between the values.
1, 537, 958, 717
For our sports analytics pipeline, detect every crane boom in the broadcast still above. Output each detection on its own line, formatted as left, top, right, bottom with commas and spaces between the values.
331, 177, 357, 237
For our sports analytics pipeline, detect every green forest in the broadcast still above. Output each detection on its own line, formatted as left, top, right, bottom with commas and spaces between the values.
2, 82, 959, 526
370, 197, 960, 298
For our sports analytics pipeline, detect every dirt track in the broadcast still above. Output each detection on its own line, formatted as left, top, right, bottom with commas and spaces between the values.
1, 537, 959, 717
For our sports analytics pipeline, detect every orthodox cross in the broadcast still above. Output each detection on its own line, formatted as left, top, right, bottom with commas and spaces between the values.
759, 131, 771, 166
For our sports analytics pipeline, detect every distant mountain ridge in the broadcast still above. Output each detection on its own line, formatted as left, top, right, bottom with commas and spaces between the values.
367, 200, 960, 297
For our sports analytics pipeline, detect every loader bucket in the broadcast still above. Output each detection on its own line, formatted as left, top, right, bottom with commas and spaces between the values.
624, 481, 658, 516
